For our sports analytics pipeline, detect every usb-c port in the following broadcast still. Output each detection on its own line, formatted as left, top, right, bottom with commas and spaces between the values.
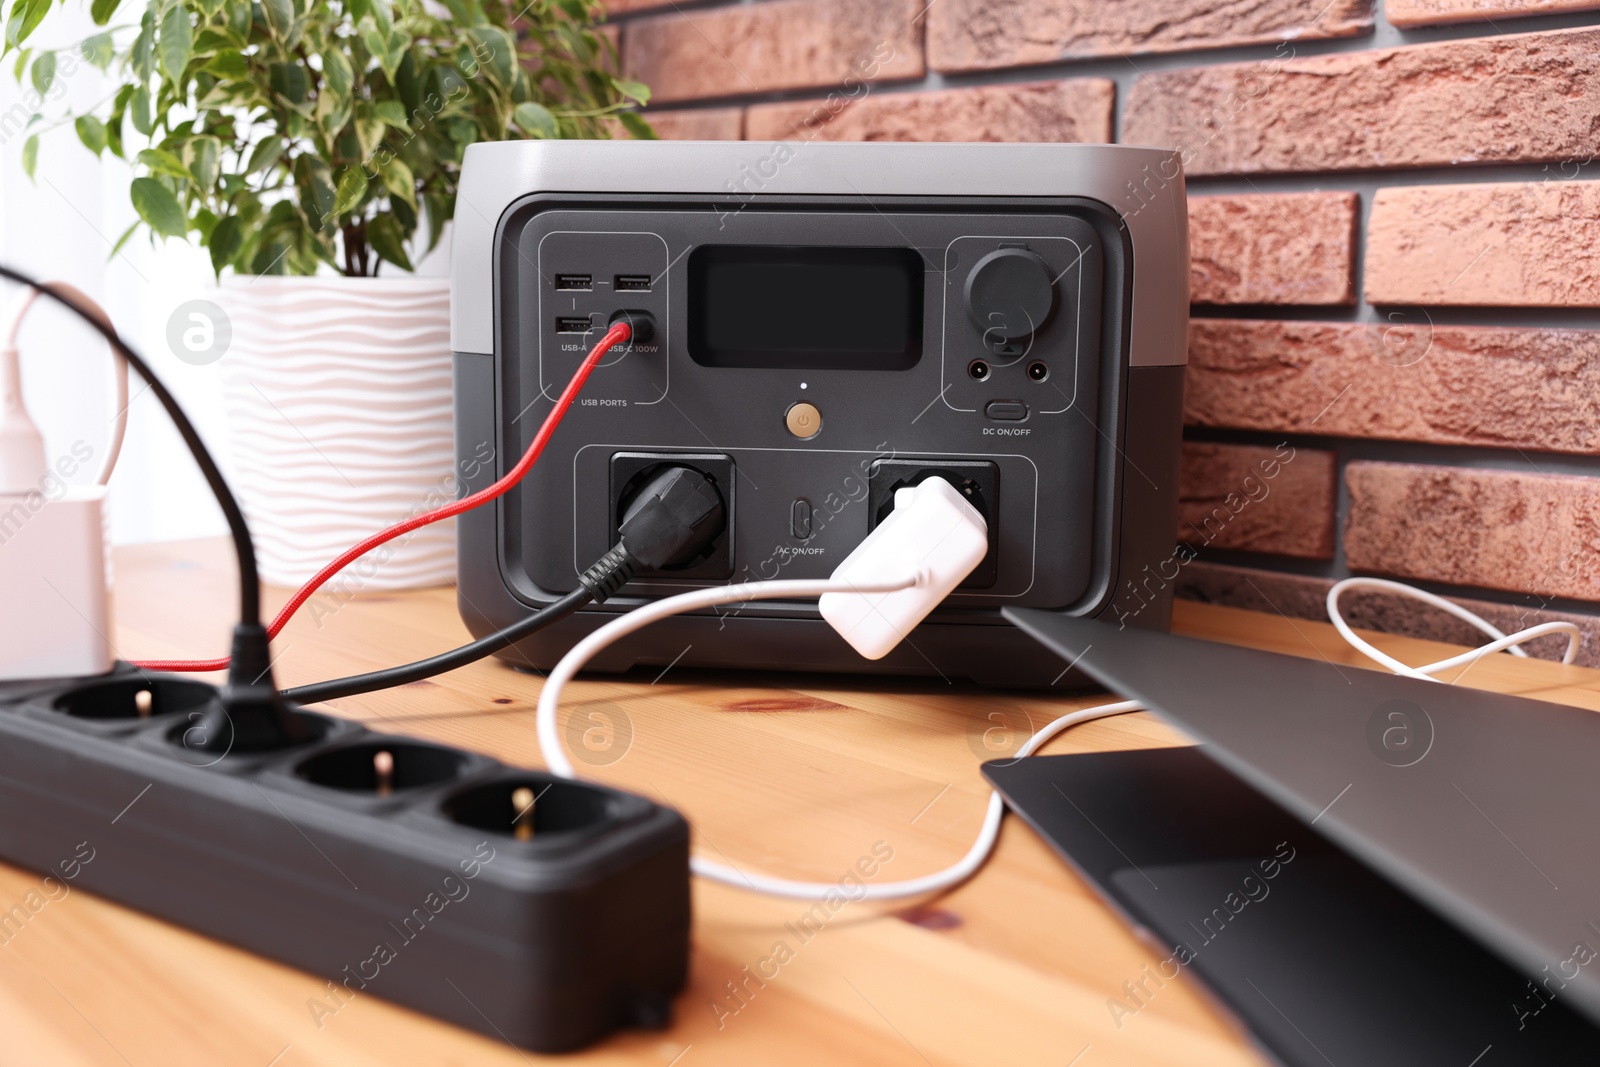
555, 317, 594, 334
554, 274, 592, 291
615, 275, 652, 292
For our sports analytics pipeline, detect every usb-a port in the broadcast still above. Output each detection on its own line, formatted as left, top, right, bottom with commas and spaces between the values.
555, 317, 594, 334
615, 274, 652, 292
554, 273, 592, 291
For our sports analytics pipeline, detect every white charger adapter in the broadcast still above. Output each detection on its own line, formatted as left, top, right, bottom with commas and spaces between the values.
818, 475, 989, 660
0, 284, 127, 682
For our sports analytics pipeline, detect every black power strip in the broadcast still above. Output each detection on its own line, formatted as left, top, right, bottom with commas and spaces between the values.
0, 667, 689, 1052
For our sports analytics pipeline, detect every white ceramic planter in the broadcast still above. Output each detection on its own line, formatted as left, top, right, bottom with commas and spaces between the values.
217, 275, 456, 590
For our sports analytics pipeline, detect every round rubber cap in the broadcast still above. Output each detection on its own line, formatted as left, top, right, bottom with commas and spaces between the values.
963, 247, 1056, 343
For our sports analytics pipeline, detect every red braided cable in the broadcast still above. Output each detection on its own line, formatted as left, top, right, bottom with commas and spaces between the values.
135, 321, 632, 672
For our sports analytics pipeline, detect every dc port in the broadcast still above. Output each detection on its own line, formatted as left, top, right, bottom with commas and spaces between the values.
1026, 361, 1049, 382
968, 359, 991, 382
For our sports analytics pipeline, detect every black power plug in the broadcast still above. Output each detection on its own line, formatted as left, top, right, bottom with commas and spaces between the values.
186, 624, 322, 753
608, 308, 656, 344
579, 465, 725, 600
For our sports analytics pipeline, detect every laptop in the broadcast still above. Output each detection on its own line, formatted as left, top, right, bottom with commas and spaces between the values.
991, 608, 1600, 1063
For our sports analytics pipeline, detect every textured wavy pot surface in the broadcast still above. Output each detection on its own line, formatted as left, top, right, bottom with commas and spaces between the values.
218, 276, 456, 590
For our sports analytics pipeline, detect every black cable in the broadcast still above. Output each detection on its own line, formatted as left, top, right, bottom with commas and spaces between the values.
284, 587, 592, 704
0, 265, 261, 626
283, 462, 730, 705
1, 264, 316, 751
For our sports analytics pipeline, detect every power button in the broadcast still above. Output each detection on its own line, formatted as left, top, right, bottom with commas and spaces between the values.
985, 400, 1028, 421
785, 401, 822, 439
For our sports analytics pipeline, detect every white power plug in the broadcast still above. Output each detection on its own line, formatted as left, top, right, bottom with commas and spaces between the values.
818, 475, 989, 660
0, 284, 127, 682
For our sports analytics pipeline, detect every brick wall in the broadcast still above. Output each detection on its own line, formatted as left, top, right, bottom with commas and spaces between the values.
604, 0, 1600, 664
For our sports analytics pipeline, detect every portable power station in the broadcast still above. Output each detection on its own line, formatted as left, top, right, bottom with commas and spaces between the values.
451, 140, 1188, 687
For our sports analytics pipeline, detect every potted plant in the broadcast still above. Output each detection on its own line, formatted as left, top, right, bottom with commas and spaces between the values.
5, 0, 651, 588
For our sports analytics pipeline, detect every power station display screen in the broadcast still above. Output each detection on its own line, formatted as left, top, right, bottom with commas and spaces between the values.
687, 246, 923, 370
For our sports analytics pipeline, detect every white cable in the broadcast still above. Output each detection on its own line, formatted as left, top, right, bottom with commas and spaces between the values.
1327, 577, 1579, 681
3, 282, 129, 487
537, 574, 923, 781
537, 569, 1582, 900
533, 566, 1150, 900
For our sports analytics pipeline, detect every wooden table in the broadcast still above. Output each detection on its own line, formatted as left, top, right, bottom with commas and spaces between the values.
6, 538, 1599, 1066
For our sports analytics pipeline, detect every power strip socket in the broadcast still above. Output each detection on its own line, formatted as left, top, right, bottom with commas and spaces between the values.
0, 668, 689, 1052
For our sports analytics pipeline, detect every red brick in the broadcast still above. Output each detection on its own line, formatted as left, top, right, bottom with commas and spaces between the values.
744, 80, 1113, 144
1123, 28, 1600, 176
1365, 181, 1600, 308
1178, 442, 1336, 559
1185, 319, 1600, 455
622, 0, 924, 104
1388, 0, 1600, 27
927, 0, 1370, 74
1188, 193, 1356, 306
1177, 561, 1597, 666
643, 107, 743, 140
1344, 462, 1600, 602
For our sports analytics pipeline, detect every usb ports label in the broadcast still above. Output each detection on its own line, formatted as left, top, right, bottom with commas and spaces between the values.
614, 275, 652, 292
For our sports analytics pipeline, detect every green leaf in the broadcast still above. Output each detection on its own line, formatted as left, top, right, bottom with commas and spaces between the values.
251, 238, 290, 275
192, 27, 243, 54
295, 155, 337, 229
611, 78, 650, 106
29, 51, 53, 94
89, 0, 121, 27
195, 79, 263, 111
80, 32, 114, 70
130, 85, 154, 135
105, 83, 134, 158
377, 154, 415, 208
465, 27, 513, 87
373, 99, 408, 129
108, 219, 140, 260
320, 47, 352, 97
358, 16, 408, 84
75, 115, 108, 155
137, 147, 189, 179
353, 111, 385, 160
185, 136, 220, 190
423, 190, 448, 252
261, 0, 295, 40
437, 0, 486, 26
130, 7, 154, 80
245, 134, 285, 176
513, 101, 558, 139
365, 213, 413, 272
315, 85, 351, 135
617, 111, 657, 141
333, 165, 367, 216
11, 47, 28, 82
269, 62, 309, 105
204, 49, 247, 79
158, 2, 192, 85
21, 134, 37, 180
130, 177, 187, 237
208, 214, 242, 275
5, 0, 51, 52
